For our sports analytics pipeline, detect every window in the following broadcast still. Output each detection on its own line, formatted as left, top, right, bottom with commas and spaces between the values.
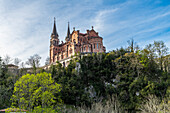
97, 43, 98, 49
84, 47, 86, 51
53, 40, 56, 45
94, 44, 95, 49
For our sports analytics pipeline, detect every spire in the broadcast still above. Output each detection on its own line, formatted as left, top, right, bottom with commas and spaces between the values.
65, 22, 70, 41
67, 22, 70, 38
51, 17, 58, 37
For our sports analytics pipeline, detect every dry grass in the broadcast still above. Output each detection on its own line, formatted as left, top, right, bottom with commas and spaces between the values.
139, 95, 170, 113
60, 95, 170, 113
61, 96, 125, 113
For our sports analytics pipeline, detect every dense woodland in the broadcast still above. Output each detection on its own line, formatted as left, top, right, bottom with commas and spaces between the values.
0, 40, 169, 113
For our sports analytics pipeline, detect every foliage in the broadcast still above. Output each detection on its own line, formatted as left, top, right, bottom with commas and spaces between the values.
50, 41, 169, 112
32, 106, 57, 113
4, 108, 27, 113
0, 40, 169, 112
154, 41, 169, 70
11, 72, 62, 110
0, 57, 18, 109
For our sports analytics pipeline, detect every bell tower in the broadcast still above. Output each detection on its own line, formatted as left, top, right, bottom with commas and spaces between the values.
50, 17, 59, 63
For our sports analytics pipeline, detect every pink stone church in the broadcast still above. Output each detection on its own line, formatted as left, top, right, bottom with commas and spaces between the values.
50, 18, 106, 66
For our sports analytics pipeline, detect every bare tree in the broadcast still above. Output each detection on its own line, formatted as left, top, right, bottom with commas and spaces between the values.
45, 57, 50, 65
3, 55, 12, 65
14, 58, 21, 66
20, 62, 25, 68
127, 38, 139, 53
26, 54, 41, 68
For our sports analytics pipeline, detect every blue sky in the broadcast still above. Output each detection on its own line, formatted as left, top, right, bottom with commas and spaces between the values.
0, 0, 170, 66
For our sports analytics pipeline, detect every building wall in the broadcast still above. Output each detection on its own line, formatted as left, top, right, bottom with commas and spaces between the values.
50, 27, 106, 64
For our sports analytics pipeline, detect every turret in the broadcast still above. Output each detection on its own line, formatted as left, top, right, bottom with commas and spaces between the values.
50, 17, 60, 63
50, 17, 59, 46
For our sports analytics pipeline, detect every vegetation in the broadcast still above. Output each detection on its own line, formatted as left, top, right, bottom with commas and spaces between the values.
0, 40, 169, 112
11, 72, 62, 111
0, 57, 19, 108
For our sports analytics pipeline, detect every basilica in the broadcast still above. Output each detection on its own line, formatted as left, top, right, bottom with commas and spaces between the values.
50, 18, 106, 66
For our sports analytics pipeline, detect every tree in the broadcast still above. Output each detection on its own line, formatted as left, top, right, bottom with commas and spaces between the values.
45, 57, 50, 65
127, 38, 139, 53
154, 41, 169, 70
26, 54, 41, 68
0, 57, 18, 109
44, 40, 169, 112
11, 72, 62, 110
163, 55, 170, 72
14, 58, 21, 66
0, 57, 2, 76
26, 54, 41, 74
20, 62, 25, 68
3, 55, 12, 65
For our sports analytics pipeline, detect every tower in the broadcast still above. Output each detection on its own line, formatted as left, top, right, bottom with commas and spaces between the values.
50, 17, 59, 63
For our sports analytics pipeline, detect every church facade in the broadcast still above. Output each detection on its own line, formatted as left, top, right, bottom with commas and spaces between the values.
50, 18, 106, 66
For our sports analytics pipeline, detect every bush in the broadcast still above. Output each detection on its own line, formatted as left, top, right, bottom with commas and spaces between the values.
11, 72, 62, 110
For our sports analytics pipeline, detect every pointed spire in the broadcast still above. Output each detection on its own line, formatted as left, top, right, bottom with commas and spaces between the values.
67, 21, 70, 38
65, 21, 70, 41
51, 17, 58, 38
92, 26, 94, 30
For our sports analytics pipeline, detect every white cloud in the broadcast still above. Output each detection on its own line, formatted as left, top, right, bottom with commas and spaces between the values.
0, 0, 169, 67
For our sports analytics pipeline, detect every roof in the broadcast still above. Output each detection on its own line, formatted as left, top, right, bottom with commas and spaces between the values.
7, 64, 19, 68
79, 33, 87, 36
